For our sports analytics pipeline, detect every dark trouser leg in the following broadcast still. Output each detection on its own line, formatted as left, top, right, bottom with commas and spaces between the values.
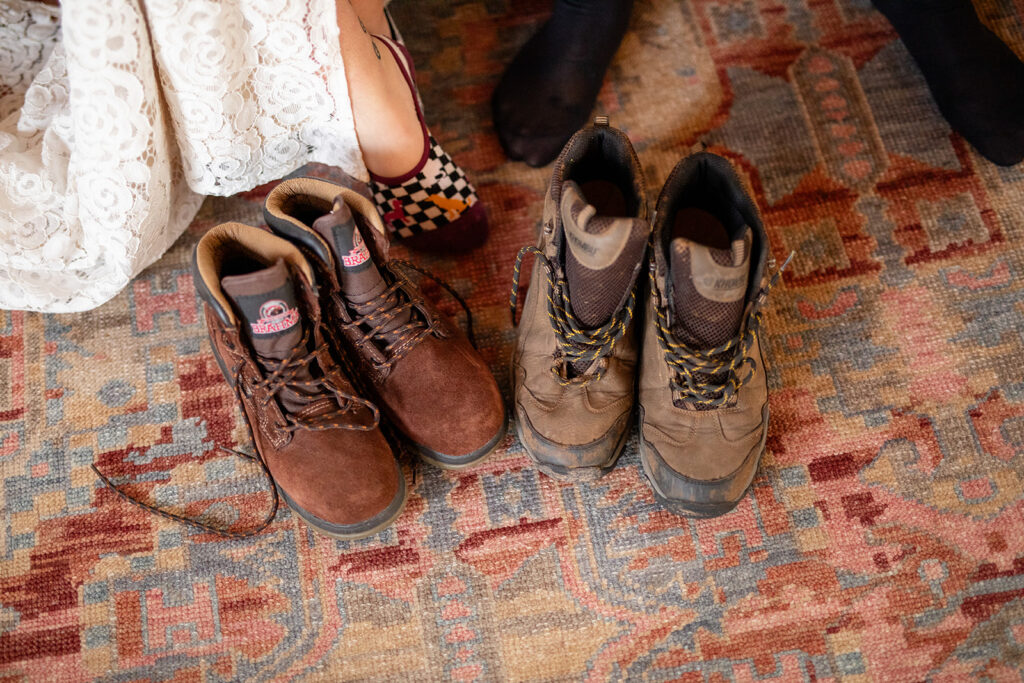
491, 0, 635, 167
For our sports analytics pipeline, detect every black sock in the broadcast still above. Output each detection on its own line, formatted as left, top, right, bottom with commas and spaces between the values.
873, 0, 1024, 167
491, 0, 634, 167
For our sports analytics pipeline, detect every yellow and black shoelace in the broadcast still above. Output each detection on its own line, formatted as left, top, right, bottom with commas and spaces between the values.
510, 245, 636, 386
652, 251, 793, 408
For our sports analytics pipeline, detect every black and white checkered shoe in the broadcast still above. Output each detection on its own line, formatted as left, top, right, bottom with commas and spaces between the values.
369, 35, 489, 252
372, 136, 481, 237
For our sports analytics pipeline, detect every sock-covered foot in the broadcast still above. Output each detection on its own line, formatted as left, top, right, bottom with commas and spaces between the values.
874, 0, 1024, 166
370, 35, 489, 252
492, 0, 634, 167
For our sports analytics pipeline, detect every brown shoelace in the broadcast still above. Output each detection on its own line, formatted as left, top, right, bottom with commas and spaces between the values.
340, 259, 475, 371
236, 328, 380, 432
92, 327, 380, 538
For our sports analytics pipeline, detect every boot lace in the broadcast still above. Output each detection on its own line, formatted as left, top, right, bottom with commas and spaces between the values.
652, 252, 792, 408
234, 327, 380, 431
340, 259, 475, 371
91, 324, 380, 539
510, 245, 636, 386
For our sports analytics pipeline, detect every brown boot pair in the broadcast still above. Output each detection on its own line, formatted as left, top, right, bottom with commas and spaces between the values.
511, 118, 786, 518
189, 179, 505, 539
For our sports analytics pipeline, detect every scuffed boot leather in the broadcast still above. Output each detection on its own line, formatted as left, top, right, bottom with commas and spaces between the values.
510, 118, 649, 480
639, 153, 784, 517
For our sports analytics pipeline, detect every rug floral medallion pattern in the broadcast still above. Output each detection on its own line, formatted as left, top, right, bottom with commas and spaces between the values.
2, 0, 1024, 680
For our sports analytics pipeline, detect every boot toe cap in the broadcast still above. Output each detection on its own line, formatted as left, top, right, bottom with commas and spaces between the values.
270, 429, 405, 538
401, 374, 507, 467
638, 405, 768, 517
384, 339, 507, 468
279, 468, 407, 540
515, 402, 631, 480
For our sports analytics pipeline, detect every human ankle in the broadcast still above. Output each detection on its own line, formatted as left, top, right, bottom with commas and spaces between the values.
352, 39, 427, 179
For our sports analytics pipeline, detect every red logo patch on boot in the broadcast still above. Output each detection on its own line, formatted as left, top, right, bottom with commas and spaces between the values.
251, 299, 299, 335
342, 227, 371, 268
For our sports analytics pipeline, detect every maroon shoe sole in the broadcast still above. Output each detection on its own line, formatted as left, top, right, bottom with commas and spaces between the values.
399, 202, 489, 253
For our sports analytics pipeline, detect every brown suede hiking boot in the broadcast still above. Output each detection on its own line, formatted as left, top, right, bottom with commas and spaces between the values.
639, 152, 786, 517
193, 223, 406, 538
510, 119, 649, 480
263, 178, 507, 469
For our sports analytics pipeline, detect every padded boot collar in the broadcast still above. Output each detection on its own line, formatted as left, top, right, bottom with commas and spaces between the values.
652, 153, 768, 307
264, 177, 391, 267
193, 222, 316, 326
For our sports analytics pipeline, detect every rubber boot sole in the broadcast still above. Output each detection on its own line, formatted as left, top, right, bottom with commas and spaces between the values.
514, 406, 630, 482
277, 472, 407, 540
414, 408, 509, 470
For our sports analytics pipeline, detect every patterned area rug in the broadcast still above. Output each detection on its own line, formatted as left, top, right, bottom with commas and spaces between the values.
3, 0, 1024, 680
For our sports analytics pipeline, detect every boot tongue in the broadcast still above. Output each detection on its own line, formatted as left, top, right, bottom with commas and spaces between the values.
311, 198, 414, 344
220, 258, 320, 414
312, 200, 387, 304
669, 227, 753, 350
562, 180, 648, 329
221, 258, 304, 359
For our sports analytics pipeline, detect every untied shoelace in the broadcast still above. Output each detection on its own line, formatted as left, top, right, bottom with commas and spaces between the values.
91, 325, 379, 538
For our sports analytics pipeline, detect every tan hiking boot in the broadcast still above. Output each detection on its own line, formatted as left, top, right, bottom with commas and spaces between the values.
639, 152, 785, 517
510, 119, 650, 480
193, 223, 406, 538
263, 178, 507, 469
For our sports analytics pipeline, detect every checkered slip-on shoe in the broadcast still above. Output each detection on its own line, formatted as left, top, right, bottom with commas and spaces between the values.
370, 35, 489, 253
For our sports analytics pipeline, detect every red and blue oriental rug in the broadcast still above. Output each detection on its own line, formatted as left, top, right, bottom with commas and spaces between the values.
2, 0, 1024, 679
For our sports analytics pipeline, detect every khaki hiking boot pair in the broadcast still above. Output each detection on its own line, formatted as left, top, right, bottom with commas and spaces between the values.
188, 178, 505, 539
511, 119, 787, 517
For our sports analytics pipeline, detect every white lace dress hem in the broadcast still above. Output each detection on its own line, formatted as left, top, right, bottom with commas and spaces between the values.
0, 0, 367, 312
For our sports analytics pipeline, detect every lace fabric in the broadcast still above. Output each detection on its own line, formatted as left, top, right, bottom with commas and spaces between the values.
0, 0, 367, 312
